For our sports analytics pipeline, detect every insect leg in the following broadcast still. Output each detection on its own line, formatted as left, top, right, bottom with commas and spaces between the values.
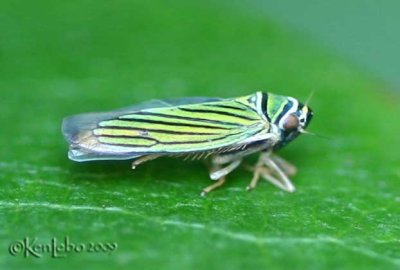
201, 177, 226, 197
209, 159, 241, 180
131, 154, 162, 170
259, 167, 292, 191
270, 155, 297, 176
261, 153, 296, 192
201, 159, 242, 196
246, 158, 264, 191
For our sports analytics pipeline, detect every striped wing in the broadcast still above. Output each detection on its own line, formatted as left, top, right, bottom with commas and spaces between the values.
63, 95, 268, 161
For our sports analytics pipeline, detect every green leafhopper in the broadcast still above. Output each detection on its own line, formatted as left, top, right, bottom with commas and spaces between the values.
62, 91, 313, 195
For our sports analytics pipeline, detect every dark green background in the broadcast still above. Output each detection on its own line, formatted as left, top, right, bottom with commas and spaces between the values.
1, 1, 399, 269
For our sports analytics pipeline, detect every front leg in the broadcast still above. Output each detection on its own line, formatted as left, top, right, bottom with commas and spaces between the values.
247, 152, 296, 192
270, 155, 297, 177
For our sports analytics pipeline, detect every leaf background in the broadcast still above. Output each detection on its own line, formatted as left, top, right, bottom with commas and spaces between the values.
1, 1, 399, 269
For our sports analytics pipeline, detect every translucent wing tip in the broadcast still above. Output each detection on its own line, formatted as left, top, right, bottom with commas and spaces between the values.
67, 145, 143, 162
62, 113, 100, 144
62, 113, 144, 162
62, 113, 107, 161
68, 146, 92, 162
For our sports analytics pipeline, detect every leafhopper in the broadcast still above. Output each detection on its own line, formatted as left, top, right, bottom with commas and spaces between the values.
62, 92, 313, 195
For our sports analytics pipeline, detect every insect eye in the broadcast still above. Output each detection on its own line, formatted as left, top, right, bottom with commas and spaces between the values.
283, 114, 300, 131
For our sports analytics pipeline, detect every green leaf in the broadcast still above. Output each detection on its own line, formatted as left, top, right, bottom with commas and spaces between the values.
1, 1, 399, 269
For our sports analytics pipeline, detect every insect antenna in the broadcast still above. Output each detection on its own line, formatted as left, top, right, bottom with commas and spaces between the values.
299, 128, 330, 140
304, 89, 315, 106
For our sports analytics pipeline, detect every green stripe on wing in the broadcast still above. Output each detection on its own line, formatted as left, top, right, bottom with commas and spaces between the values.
94, 96, 268, 153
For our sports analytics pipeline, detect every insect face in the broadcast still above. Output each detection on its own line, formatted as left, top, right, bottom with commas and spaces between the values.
277, 101, 313, 148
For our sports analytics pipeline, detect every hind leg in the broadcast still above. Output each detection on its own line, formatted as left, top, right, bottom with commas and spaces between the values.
131, 154, 161, 169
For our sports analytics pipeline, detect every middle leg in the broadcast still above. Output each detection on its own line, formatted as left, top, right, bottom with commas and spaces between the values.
201, 157, 242, 196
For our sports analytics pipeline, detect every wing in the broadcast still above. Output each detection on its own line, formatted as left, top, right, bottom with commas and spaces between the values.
114, 96, 223, 112
63, 94, 270, 161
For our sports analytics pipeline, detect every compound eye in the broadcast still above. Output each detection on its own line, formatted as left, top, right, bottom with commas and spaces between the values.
283, 114, 300, 131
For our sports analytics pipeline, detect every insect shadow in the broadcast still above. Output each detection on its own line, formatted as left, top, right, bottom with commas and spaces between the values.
65, 157, 210, 189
